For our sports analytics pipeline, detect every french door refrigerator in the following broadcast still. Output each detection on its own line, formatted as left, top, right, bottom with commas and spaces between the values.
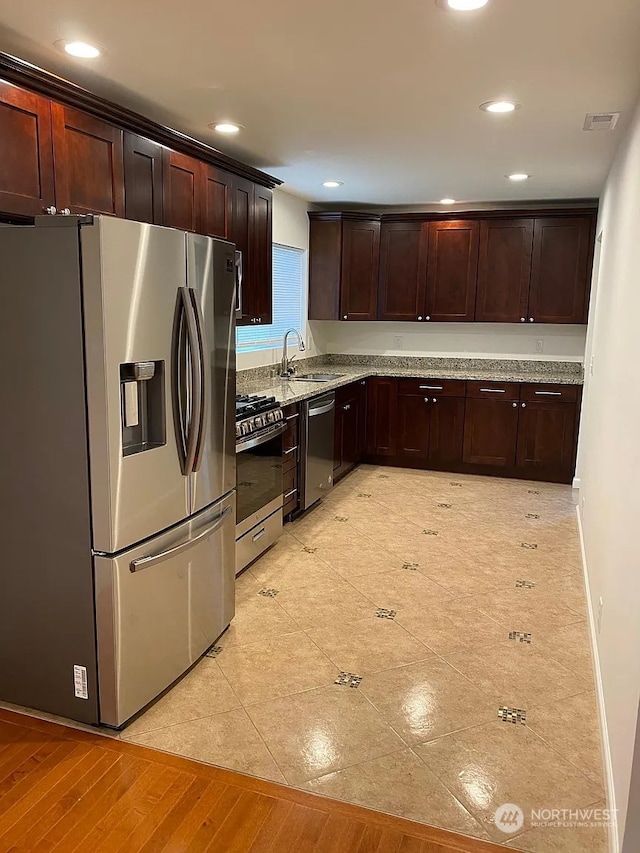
0, 215, 236, 727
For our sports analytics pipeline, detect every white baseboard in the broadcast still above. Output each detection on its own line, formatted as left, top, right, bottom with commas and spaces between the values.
576, 505, 620, 853
573, 476, 581, 490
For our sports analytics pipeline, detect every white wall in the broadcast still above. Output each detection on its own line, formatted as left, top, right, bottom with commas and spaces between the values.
237, 188, 319, 371
576, 96, 640, 849
313, 320, 586, 361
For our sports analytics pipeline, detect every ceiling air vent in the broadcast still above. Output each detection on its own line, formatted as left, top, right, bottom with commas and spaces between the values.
583, 112, 620, 131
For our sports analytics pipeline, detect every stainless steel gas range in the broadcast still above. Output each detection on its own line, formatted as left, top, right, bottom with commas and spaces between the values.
235, 394, 285, 574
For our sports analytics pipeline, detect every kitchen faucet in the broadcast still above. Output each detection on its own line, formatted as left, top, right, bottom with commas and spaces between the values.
280, 328, 306, 377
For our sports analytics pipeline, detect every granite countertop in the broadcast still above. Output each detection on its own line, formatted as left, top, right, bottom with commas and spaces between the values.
237, 357, 584, 406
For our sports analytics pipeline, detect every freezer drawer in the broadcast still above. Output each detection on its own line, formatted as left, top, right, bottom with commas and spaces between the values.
95, 492, 235, 728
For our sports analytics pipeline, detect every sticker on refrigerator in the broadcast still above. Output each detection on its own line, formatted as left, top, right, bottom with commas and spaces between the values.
73, 665, 89, 700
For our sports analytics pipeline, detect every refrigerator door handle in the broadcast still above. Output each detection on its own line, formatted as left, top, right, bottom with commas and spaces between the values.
129, 506, 233, 573
190, 288, 207, 474
176, 287, 202, 476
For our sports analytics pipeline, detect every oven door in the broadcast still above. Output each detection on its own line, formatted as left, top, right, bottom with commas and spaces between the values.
236, 423, 285, 533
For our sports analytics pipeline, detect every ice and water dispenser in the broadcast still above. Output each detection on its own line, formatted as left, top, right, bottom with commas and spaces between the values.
120, 361, 166, 456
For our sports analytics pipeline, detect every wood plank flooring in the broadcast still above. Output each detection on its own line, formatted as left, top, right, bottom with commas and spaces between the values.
0, 708, 505, 853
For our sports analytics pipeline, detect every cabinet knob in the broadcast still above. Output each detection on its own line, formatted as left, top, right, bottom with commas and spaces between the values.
424, 397, 430, 403
59, 208, 71, 216
520, 317, 526, 323
418, 316, 423, 321
432, 397, 437, 403
343, 404, 350, 411
44, 206, 57, 215
258, 318, 262, 324
360, 381, 366, 385
512, 402, 518, 408
529, 317, 534, 323
521, 402, 527, 408
342, 315, 348, 320
426, 315, 431, 321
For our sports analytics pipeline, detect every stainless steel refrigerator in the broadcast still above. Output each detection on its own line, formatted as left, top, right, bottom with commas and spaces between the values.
0, 215, 236, 728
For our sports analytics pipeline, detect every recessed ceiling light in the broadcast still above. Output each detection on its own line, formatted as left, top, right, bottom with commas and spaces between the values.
507, 173, 530, 182
57, 40, 101, 59
211, 122, 241, 134
440, 198, 456, 205
480, 100, 522, 114
443, 0, 489, 9
322, 181, 343, 188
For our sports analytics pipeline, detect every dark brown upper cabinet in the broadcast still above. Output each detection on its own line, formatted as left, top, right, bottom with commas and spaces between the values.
528, 217, 594, 324
123, 133, 163, 224
378, 221, 428, 321
202, 164, 232, 239
308, 214, 381, 321
425, 220, 479, 322
51, 103, 124, 216
162, 150, 203, 233
476, 219, 534, 323
249, 185, 273, 325
0, 82, 55, 217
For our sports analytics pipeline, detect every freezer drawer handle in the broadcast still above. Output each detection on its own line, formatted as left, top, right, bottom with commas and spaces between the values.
129, 506, 233, 573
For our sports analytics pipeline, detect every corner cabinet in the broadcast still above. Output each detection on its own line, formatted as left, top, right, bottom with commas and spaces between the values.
309, 213, 380, 321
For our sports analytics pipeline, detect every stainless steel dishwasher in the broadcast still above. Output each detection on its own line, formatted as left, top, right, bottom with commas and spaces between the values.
301, 392, 336, 510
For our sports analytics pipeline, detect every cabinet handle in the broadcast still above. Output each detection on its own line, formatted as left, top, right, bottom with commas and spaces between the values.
521, 402, 527, 408
520, 317, 526, 323
284, 488, 298, 500
512, 402, 518, 408
284, 445, 298, 455
285, 413, 299, 421
419, 385, 443, 390
479, 388, 506, 393
534, 391, 562, 396
529, 318, 534, 323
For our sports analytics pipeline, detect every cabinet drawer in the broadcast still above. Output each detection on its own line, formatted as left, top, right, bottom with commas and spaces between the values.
520, 384, 580, 403
282, 405, 299, 451
398, 378, 466, 397
466, 380, 521, 401
283, 467, 298, 513
283, 443, 298, 472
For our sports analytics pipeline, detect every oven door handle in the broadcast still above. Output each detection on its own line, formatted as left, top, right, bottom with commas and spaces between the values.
236, 422, 286, 453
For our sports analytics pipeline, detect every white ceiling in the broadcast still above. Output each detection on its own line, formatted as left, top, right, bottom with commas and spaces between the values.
1, 0, 640, 204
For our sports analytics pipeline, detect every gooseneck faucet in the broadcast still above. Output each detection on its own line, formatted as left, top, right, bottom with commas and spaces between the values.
280, 328, 306, 377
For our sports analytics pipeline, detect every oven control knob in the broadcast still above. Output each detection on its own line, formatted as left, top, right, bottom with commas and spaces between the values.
266, 411, 275, 423
253, 416, 264, 428
242, 421, 252, 436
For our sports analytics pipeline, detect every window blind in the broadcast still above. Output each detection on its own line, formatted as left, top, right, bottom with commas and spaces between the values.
236, 244, 305, 351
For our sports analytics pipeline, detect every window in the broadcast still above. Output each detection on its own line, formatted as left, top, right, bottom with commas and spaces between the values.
236, 244, 305, 351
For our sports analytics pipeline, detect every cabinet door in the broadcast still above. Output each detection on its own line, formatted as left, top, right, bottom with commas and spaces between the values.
356, 379, 368, 462
51, 103, 124, 216
251, 185, 273, 324
426, 220, 479, 321
378, 221, 428, 321
123, 133, 163, 224
0, 83, 55, 217
202, 164, 232, 239
529, 217, 594, 323
366, 377, 398, 456
162, 150, 202, 232
476, 219, 533, 322
229, 175, 253, 325
462, 398, 519, 467
428, 397, 465, 467
341, 219, 380, 321
397, 393, 430, 461
516, 401, 577, 481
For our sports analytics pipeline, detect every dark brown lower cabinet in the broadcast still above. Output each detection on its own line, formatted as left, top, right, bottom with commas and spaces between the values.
397, 391, 430, 460
334, 380, 367, 482
462, 398, 520, 467
516, 401, 578, 480
427, 397, 466, 466
366, 377, 398, 456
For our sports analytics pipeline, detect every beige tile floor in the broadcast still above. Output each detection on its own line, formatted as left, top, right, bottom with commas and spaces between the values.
122, 465, 609, 852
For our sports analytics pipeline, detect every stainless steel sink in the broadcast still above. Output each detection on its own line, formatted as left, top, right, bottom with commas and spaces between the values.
287, 372, 344, 382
